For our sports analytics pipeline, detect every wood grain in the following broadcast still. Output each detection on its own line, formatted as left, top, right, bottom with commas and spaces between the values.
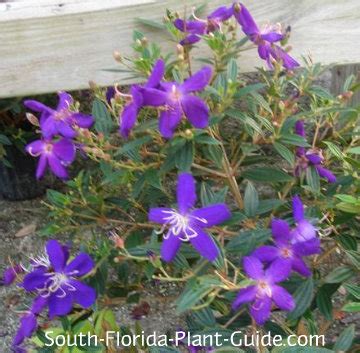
0, 0, 360, 97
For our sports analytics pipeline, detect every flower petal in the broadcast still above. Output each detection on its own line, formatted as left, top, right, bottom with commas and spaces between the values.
208, 5, 233, 22
145, 59, 165, 88
291, 256, 312, 277
22, 269, 48, 292
72, 113, 94, 129
181, 66, 212, 93
25, 140, 44, 156
177, 172, 197, 214
251, 245, 278, 263
292, 195, 304, 222
2, 265, 22, 285
190, 204, 231, 227
233, 2, 259, 36
57, 120, 77, 138
158, 104, 182, 138
48, 290, 73, 319
173, 19, 206, 34
250, 296, 272, 325
260, 32, 283, 43
293, 238, 321, 256
53, 138, 76, 163
270, 45, 300, 69
31, 295, 48, 315
258, 43, 271, 60
243, 256, 263, 280
272, 285, 295, 311
181, 95, 209, 129
120, 103, 139, 138
12, 313, 37, 346
46, 239, 68, 271
271, 218, 291, 245
36, 154, 48, 179
265, 258, 291, 283
295, 120, 305, 137
47, 155, 69, 179
232, 285, 257, 310
56, 91, 73, 110
65, 253, 94, 277
24, 100, 53, 113
292, 219, 317, 243
41, 116, 58, 138
180, 34, 202, 45
148, 207, 174, 224
306, 151, 323, 165
69, 280, 97, 308
140, 87, 167, 106
161, 231, 182, 262
315, 165, 337, 183
189, 227, 219, 262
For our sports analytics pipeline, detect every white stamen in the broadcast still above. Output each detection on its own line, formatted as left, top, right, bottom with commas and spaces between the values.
37, 272, 76, 298
160, 209, 208, 242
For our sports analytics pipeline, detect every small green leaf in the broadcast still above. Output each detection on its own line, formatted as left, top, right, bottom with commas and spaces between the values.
333, 324, 355, 352
244, 181, 259, 217
288, 277, 314, 320
306, 166, 320, 193
92, 99, 113, 135
175, 141, 194, 172
243, 168, 293, 183
342, 302, 360, 312
273, 142, 295, 166
325, 266, 355, 283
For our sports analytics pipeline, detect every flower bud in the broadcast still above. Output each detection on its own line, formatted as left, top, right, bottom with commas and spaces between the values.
185, 129, 193, 138
233, 2, 241, 13
113, 51, 122, 62
26, 113, 39, 127
141, 37, 148, 47
88, 80, 97, 90
278, 100, 285, 111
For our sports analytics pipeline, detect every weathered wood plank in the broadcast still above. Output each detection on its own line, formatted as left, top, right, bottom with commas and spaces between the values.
1, 0, 360, 97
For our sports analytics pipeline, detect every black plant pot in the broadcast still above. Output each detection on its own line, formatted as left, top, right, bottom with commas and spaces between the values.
0, 144, 44, 201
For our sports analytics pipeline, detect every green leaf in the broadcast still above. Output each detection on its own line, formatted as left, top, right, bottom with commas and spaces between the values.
345, 250, 360, 269
279, 134, 310, 147
325, 266, 355, 283
306, 166, 320, 193
200, 182, 228, 206
234, 83, 265, 98
277, 348, 333, 353
0, 134, 11, 145
243, 168, 293, 183
136, 17, 165, 30
226, 229, 271, 255
206, 144, 223, 168
175, 279, 213, 313
342, 302, 360, 312
273, 142, 295, 166
333, 324, 355, 352
348, 146, 360, 154
227, 58, 238, 81
116, 136, 152, 156
175, 141, 194, 172
244, 181, 259, 217
288, 277, 314, 320
344, 283, 360, 299
92, 99, 113, 136
316, 284, 338, 320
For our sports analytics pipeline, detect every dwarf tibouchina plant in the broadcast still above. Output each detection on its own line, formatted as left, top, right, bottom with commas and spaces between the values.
295, 120, 337, 183
232, 256, 295, 325
8, 1, 359, 351
149, 173, 230, 262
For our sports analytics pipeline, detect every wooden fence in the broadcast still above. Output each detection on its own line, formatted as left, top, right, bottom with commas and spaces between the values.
0, 0, 360, 98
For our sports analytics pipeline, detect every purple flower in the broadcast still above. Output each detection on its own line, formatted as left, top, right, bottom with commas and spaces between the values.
232, 256, 295, 325
22, 240, 96, 319
294, 120, 336, 183
290, 195, 318, 245
25, 137, 76, 179
233, 3, 299, 70
120, 59, 166, 138
252, 217, 320, 277
149, 173, 231, 262
24, 92, 94, 138
174, 5, 233, 45
12, 313, 37, 347
152, 66, 212, 138
1, 264, 23, 286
